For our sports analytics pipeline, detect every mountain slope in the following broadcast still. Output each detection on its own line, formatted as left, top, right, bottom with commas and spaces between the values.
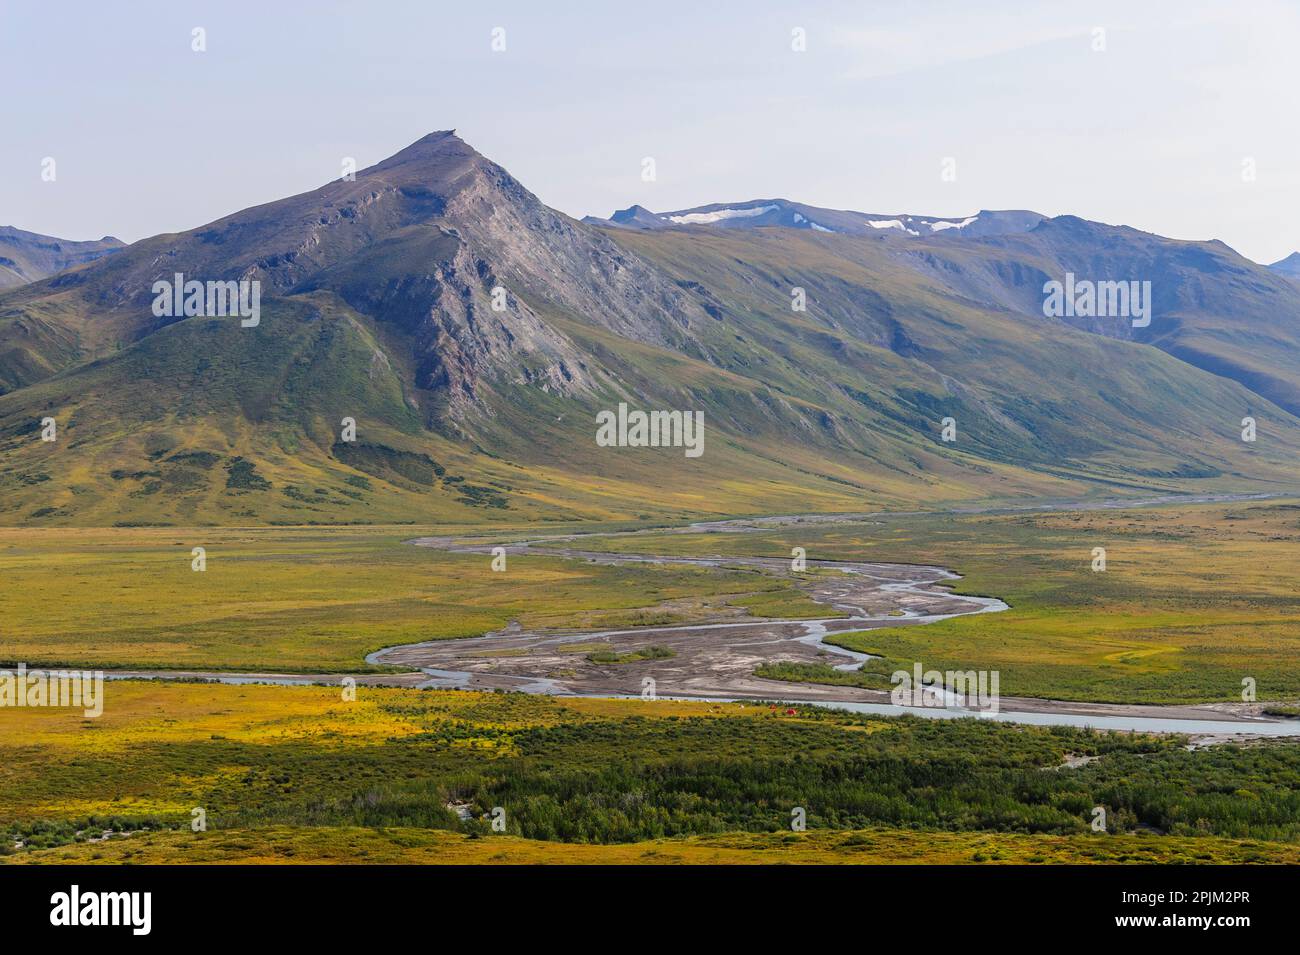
599, 224, 1300, 484
2, 132, 1298, 527
0, 227, 123, 290
876, 217, 1300, 417
588, 201, 1300, 416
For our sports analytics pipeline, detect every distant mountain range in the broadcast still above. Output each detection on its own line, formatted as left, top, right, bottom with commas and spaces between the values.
0, 226, 122, 290
584, 200, 1045, 239
1268, 252, 1300, 278
2, 131, 1299, 526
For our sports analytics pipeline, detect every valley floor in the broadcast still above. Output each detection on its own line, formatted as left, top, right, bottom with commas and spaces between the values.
3, 495, 1300, 863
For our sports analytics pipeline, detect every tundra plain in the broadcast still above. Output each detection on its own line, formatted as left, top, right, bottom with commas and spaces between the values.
3, 497, 1300, 864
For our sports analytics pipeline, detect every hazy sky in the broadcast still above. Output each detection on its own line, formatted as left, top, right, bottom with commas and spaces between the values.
3, 0, 1296, 263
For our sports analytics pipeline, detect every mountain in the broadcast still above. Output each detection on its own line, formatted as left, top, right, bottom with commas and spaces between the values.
0, 131, 707, 405
2, 131, 1298, 527
590, 201, 1300, 417
582, 204, 664, 230
584, 199, 1045, 238
0, 226, 123, 290
1268, 252, 1300, 278
879, 217, 1300, 417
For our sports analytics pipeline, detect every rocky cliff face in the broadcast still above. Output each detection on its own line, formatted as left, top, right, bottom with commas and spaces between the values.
0, 132, 713, 418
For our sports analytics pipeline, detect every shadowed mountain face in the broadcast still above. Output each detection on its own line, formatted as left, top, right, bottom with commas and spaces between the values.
1269, 252, 1300, 278
0, 227, 123, 290
2, 131, 1299, 526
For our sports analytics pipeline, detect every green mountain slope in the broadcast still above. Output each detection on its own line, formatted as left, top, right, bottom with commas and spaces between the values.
891, 216, 1300, 416
601, 226, 1300, 488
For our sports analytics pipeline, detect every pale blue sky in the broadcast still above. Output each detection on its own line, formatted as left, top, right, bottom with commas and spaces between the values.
3, 0, 1296, 263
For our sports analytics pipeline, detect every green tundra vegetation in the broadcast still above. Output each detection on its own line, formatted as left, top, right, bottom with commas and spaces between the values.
2, 498, 1299, 864
17, 826, 1300, 866
585, 645, 675, 664
2, 682, 1298, 864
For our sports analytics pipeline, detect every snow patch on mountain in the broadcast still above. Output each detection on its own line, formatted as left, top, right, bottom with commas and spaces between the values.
928, 216, 980, 232
667, 205, 778, 225
868, 219, 919, 235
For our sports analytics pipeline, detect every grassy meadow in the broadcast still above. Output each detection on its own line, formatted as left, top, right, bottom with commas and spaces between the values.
18, 827, 1300, 865
4, 680, 1299, 864
3, 499, 1299, 702
0, 524, 817, 671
